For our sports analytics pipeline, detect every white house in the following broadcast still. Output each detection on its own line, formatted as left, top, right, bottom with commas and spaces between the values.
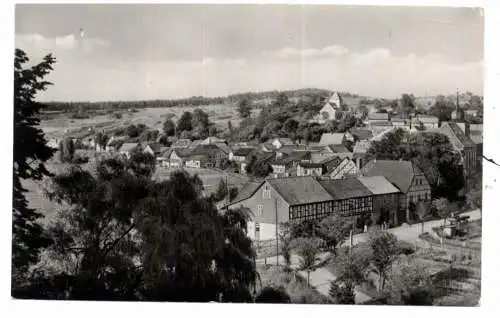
119, 143, 140, 159
271, 137, 294, 149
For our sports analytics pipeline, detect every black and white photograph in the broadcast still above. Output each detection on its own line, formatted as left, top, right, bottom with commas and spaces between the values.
9, 1, 492, 308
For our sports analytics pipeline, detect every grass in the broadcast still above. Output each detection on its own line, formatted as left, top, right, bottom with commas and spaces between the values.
40, 104, 242, 140
256, 265, 332, 304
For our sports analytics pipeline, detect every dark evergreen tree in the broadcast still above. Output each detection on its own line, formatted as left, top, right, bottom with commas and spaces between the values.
12, 49, 56, 289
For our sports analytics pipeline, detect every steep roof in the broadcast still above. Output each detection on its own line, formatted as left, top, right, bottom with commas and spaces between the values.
369, 121, 393, 127
233, 147, 254, 157
172, 148, 192, 158
319, 133, 345, 145
202, 136, 226, 144
433, 122, 476, 149
353, 140, 372, 153
298, 162, 324, 169
172, 138, 192, 148
274, 137, 294, 146
357, 176, 400, 195
417, 116, 439, 124
119, 143, 139, 152
319, 178, 372, 200
267, 176, 333, 205
325, 144, 350, 153
229, 181, 265, 205
469, 131, 483, 145
145, 142, 162, 153
368, 113, 389, 121
350, 129, 373, 140
361, 159, 423, 193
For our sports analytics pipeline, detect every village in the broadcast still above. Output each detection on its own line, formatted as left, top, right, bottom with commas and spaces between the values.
49, 91, 483, 232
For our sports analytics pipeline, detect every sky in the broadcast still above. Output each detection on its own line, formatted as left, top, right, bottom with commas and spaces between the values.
15, 4, 484, 102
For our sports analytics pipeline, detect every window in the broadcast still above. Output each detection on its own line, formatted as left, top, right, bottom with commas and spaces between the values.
257, 204, 263, 216
263, 186, 271, 199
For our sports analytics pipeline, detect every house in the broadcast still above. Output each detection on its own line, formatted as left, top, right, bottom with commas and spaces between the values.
184, 154, 210, 169
311, 92, 343, 123
324, 156, 358, 179
156, 147, 171, 166
229, 147, 254, 162
226, 177, 334, 241
415, 116, 439, 129
105, 136, 127, 152
357, 176, 401, 226
310, 144, 352, 163
171, 138, 192, 149
202, 136, 227, 145
352, 140, 372, 169
271, 137, 294, 149
361, 159, 431, 223
465, 109, 479, 117
143, 142, 163, 157
226, 174, 403, 241
271, 151, 311, 178
391, 117, 407, 128
168, 148, 192, 168
119, 143, 140, 159
365, 112, 390, 125
430, 122, 477, 187
190, 144, 229, 168
296, 162, 325, 177
275, 145, 307, 159
319, 133, 345, 146
318, 178, 374, 221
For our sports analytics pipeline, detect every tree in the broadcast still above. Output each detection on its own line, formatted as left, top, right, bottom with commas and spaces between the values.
126, 124, 141, 138
283, 118, 299, 135
128, 152, 156, 179
237, 99, 252, 119
400, 94, 416, 117
292, 237, 322, 287
192, 108, 210, 138
94, 132, 109, 151
58, 137, 75, 163
278, 222, 293, 269
315, 214, 353, 254
275, 92, 289, 108
329, 280, 355, 304
367, 230, 400, 292
163, 119, 176, 136
27, 161, 257, 301
213, 178, 228, 203
429, 98, 455, 123
385, 255, 434, 305
255, 286, 291, 303
12, 49, 56, 288
177, 111, 193, 132
229, 187, 238, 201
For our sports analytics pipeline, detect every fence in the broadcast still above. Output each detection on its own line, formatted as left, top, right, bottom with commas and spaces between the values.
254, 239, 278, 259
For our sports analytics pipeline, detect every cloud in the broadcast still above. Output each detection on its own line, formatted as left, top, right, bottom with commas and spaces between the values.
266, 45, 349, 58
16, 33, 110, 59
20, 38, 481, 101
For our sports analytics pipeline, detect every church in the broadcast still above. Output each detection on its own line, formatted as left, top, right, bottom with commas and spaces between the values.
310, 92, 344, 123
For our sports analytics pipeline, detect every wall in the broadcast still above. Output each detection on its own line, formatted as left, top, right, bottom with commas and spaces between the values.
227, 181, 290, 240
372, 193, 399, 226
247, 221, 277, 241
329, 159, 358, 179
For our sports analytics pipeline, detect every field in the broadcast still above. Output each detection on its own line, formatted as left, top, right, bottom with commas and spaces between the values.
40, 104, 260, 140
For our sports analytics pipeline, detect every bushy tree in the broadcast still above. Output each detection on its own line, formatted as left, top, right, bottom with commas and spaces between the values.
58, 137, 75, 163
278, 222, 293, 269
12, 49, 56, 287
21, 160, 257, 301
329, 280, 355, 304
237, 99, 252, 119
213, 178, 228, 203
255, 286, 291, 303
385, 255, 434, 305
177, 111, 193, 132
163, 119, 176, 136
292, 237, 322, 286
192, 108, 210, 138
315, 214, 353, 254
367, 230, 400, 292
94, 132, 109, 151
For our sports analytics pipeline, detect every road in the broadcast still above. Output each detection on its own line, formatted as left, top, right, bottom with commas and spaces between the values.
351, 209, 481, 245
